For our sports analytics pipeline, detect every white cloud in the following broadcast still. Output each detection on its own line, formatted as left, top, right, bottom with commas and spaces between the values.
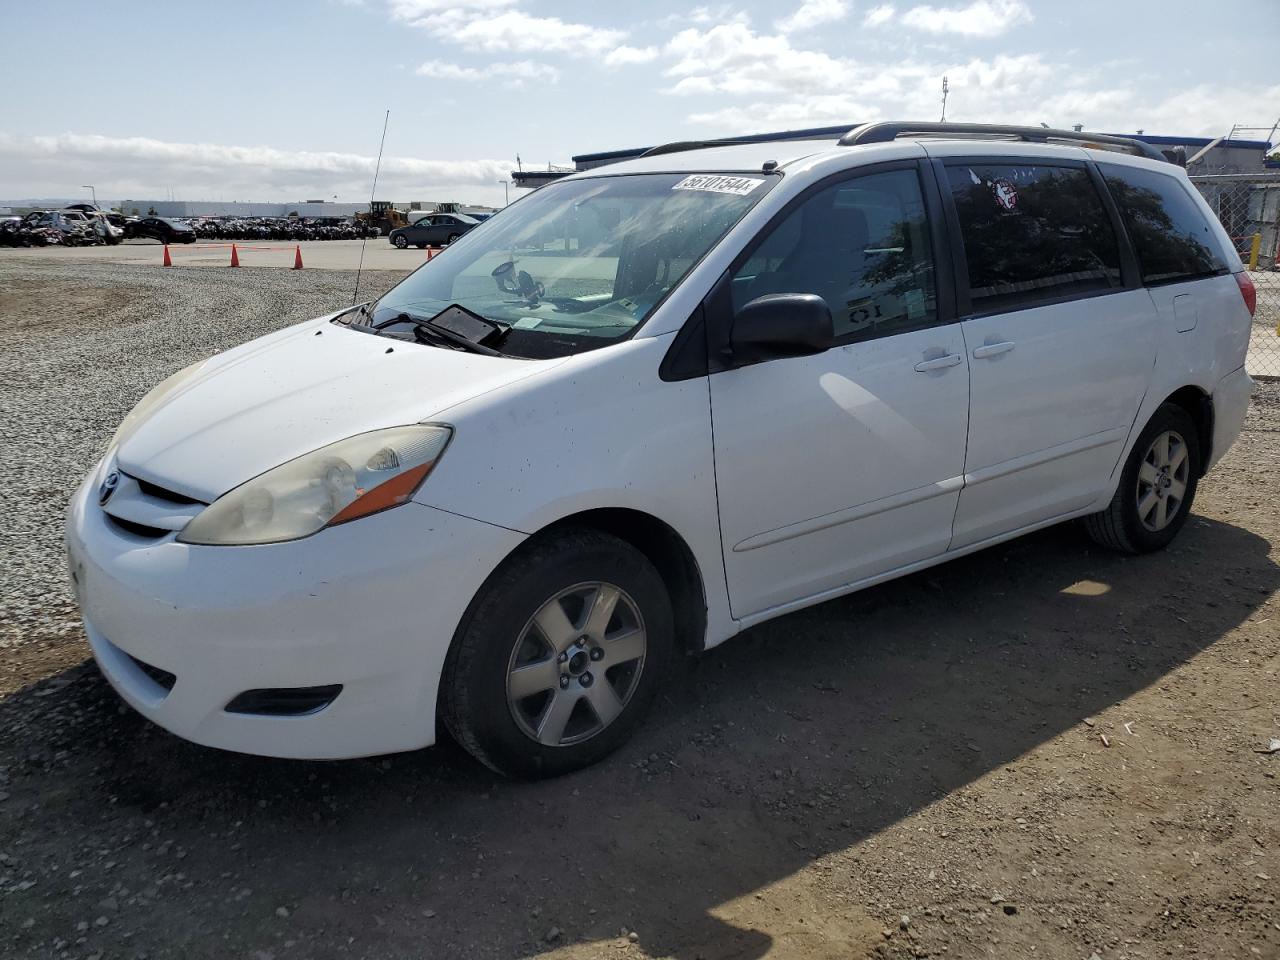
900, 0, 1032, 37
387, 0, 514, 21
863, 4, 897, 26
680, 54, 1275, 143
394, 4, 626, 58
0, 133, 515, 203
603, 45, 659, 66
689, 95, 879, 131
450, 10, 624, 54
665, 23, 855, 96
415, 59, 559, 83
657, 5, 750, 28
775, 0, 849, 33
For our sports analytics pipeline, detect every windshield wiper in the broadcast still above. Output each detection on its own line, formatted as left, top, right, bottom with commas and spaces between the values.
388, 312, 503, 356
414, 323, 502, 356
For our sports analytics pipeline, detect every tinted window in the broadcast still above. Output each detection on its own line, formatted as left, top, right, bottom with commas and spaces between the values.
731, 168, 937, 341
1102, 165, 1227, 284
947, 163, 1121, 310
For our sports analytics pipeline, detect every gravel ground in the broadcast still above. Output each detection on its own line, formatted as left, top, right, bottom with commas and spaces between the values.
1, 260, 1278, 960
0, 262, 399, 653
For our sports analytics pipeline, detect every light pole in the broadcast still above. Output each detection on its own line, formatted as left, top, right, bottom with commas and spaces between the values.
497, 179, 509, 206
82, 184, 97, 208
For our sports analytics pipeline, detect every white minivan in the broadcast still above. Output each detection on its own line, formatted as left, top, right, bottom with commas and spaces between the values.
66, 123, 1257, 777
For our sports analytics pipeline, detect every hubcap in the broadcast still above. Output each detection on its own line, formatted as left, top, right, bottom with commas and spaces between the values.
1136, 430, 1189, 532
506, 581, 647, 747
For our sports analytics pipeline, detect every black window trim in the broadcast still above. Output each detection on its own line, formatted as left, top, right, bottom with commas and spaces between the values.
690, 158, 957, 376
932, 154, 1138, 322
1094, 160, 1233, 290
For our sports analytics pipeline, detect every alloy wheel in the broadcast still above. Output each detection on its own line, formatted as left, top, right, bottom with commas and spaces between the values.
506, 581, 647, 747
1136, 430, 1190, 532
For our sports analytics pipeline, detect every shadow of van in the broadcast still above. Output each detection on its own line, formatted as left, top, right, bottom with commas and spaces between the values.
0, 516, 1274, 959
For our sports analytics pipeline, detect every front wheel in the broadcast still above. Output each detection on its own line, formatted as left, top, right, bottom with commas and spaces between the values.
446, 233, 460, 245
393, 235, 408, 249
1084, 403, 1201, 554
440, 529, 674, 779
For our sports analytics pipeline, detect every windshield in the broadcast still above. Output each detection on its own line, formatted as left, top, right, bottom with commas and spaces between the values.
366, 172, 775, 359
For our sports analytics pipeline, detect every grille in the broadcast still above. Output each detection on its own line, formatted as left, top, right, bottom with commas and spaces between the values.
224, 685, 343, 717
133, 475, 202, 506
105, 515, 170, 539
125, 653, 177, 691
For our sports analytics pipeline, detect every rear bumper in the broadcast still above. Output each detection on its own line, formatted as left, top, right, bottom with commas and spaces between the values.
65, 472, 525, 759
1207, 365, 1254, 472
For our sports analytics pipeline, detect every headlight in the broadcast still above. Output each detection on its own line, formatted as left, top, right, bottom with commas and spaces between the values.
111, 361, 208, 451
177, 425, 452, 546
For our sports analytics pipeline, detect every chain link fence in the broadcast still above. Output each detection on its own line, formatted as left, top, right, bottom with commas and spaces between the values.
1190, 172, 1280, 379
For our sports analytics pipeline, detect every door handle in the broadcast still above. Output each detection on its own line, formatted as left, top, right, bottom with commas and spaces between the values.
972, 341, 1016, 359
914, 353, 963, 372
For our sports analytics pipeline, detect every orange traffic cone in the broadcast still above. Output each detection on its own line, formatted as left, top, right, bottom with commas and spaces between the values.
162, 245, 172, 267
293, 245, 304, 270
229, 243, 240, 268
426, 247, 435, 261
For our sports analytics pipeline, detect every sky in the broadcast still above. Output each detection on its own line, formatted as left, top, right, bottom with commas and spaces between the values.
1, 0, 1276, 208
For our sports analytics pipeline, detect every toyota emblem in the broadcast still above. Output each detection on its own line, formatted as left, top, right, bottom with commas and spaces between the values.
98, 471, 120, 506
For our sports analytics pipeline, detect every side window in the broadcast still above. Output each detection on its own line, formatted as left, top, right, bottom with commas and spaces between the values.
1101, 164, 1228, 285
946, 163, 1122, 311
731, 168, 938, 341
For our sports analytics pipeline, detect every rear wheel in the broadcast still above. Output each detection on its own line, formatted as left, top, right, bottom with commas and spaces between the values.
1084, 403, 1200, 554
446, 233, 460, 245
440, 529, 674, 779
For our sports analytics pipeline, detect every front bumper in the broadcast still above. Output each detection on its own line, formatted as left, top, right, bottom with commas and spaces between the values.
65, 473, 524, 759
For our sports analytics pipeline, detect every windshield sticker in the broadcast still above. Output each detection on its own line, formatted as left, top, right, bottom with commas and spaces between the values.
672, 175, 766, 196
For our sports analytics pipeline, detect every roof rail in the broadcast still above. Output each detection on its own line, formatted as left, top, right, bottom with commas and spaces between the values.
839, 122, 1172, 164
639, 139, 754, 159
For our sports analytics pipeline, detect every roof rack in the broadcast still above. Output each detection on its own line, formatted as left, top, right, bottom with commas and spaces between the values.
839, 122, 1173, 164
640, 139, 757, 159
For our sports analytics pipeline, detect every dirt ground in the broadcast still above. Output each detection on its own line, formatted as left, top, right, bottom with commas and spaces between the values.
1, 262, 1277, 960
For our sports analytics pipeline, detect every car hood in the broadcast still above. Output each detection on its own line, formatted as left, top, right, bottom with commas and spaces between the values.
116, 315, 559, 502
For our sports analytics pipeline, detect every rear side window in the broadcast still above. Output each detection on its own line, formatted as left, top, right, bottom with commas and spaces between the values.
1101, 165, 1227, 285
946, 163, 1122, 311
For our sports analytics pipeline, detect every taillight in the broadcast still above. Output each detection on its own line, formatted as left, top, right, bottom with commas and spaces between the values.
1235, 272, 1257, 317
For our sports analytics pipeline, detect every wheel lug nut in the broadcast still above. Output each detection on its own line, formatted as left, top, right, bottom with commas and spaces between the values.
589, 647, 604, 661
579, 672, 593, 687
559, 675, 570, 689
557, 651, 568, 663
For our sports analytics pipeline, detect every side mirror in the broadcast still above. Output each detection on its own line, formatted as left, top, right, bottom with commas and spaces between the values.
731, 293, 835, 363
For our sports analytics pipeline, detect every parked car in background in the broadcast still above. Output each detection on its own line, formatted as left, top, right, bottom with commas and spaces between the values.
388, 212, 480, 249
125, 216, 196, 244
65, 210, 124, 245
23, 211, 98, 245
67, 123, 1255, 779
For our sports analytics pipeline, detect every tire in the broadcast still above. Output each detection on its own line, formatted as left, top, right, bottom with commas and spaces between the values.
446, 233, 460, 245
440, 529, 674, 779
393, 235, 408, 249
1084, 403, 1200, 554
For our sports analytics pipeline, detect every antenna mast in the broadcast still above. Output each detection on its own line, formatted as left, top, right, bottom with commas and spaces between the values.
353, 109, 391, 307
940, 76, 949, 123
